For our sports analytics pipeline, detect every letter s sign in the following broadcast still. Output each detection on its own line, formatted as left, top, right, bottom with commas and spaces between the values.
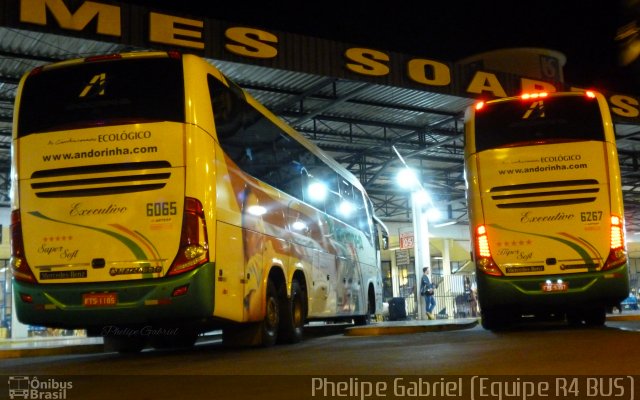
225, 27, 278, 59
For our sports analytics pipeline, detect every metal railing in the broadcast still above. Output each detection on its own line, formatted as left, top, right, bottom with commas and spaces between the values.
397, 270, 640, 320
390, 273, 478, 320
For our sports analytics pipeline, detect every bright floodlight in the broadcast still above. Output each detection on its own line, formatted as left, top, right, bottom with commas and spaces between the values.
397, 168, 420, 190
247, 205, 266, 216
413, 189, 430, 205
308, 181, 328, 202
338, 200, 354, 216
292, 221, 307, 231
427, 207, 442, 221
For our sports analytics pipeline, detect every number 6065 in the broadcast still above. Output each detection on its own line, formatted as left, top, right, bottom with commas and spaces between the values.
146, 202, 177, 216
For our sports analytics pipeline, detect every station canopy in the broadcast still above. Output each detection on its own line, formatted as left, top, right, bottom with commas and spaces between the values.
2, 0, 640, 234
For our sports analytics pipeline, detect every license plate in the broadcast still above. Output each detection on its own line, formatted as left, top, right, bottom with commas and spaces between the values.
83, 292, 118, 307
541, 282, 568, 292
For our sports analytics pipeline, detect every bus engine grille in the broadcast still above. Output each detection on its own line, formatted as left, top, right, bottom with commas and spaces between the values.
490, 179, 599, 208
30, 161, 172, 198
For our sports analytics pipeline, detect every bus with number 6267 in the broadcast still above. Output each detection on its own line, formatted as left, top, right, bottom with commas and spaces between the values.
464, 90, 629, 330
11, 51, 388, 352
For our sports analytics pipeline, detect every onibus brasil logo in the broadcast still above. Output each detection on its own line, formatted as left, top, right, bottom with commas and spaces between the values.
8, 376, 73, 399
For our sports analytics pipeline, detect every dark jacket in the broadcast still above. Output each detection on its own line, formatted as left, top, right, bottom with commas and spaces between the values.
420, 274, 434, 296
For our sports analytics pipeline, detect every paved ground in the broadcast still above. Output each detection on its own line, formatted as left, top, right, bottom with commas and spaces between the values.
0, 317, 479, 359
2, 311, 638, 359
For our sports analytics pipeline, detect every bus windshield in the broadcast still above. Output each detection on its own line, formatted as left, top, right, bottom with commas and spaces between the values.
474, 96, 605, 152
17, 57, 185, 137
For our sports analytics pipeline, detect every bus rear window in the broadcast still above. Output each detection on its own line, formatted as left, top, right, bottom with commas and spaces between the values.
17, 57, 185, 137
474, 96, 605, 152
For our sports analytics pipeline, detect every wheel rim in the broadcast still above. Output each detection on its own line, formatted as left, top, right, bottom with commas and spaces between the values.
293, 294, 303, 328
265, 296, 279, 335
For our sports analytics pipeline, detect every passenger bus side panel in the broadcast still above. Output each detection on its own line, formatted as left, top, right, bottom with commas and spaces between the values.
214, 221, 246, 322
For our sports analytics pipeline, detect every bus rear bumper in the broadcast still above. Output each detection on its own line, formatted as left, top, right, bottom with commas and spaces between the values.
476, 264, 630, 313
12, 262, 215, 331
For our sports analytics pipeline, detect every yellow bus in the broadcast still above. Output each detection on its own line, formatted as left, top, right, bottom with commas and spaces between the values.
11, 51, 387, 352
464, 91, 630, 330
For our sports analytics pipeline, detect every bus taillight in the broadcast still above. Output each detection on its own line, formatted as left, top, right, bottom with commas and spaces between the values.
10, 210, 37, 283
84, 54, 122, 63
521, 92, 549, 100
168, 198, 209, 276
603, 215, 627, 271
474, 225, 502, 276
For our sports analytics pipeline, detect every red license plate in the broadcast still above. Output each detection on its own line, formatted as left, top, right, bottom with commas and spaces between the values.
541, 282, 568, 292
83, 292, 118, 307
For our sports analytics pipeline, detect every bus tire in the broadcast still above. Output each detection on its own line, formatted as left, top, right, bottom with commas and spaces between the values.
150, 330, 198, 349
480, 308, 507, 331
278, 279, 305, 343
222, 280, 280, 347
584, 306, 606, 327
353, 285, 375, 326
261, 279, 280, 346
567, 305, 606, 327
104, 335, 146, 353
566, 310, 583, 326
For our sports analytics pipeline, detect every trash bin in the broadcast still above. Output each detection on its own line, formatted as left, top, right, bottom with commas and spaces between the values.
388, 297, 407, 321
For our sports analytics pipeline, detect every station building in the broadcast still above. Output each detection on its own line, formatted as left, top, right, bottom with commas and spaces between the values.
0, 0, 639, 335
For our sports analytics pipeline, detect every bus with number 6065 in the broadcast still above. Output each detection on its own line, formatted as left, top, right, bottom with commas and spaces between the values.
464, 90, 629, 330
11, 51, 388, 352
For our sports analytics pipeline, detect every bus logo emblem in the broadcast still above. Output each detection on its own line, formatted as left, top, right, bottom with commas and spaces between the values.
8, 376, 29, 399
79, 73, 106, 98
522, 101, 546, 119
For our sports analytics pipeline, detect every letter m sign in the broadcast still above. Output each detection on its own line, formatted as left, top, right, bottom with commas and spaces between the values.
19, 0, 121, 37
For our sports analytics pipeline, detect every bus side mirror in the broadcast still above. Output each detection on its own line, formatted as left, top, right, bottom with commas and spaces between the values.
381, 229, 389, 250
372, 215, 389, 250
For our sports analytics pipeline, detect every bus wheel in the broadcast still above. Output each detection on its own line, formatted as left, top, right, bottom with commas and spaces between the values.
584, 306, 606, 327
353, 286, 375, 326
104, 335, 146, 353
278, 279, 305, 343
222, 280, 280, 347
566, 310, 583, 326
261, 279, 280, 346
150, 331, 198, 349
480, 308, 507, 331
567, 306, 606, 327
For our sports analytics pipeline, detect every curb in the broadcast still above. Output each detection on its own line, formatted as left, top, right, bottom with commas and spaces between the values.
606, 313, 640, 322
0, 343, 105, 359
344, 319, 479, 336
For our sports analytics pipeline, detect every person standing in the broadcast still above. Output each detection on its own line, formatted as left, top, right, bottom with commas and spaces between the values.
420, 267, 436, 320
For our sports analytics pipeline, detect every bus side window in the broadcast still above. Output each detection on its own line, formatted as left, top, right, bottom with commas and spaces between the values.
354, 189, 372, 242
208, 75, 244, 140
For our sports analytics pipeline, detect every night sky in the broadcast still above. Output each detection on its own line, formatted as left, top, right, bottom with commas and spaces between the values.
128, 0, 638, 94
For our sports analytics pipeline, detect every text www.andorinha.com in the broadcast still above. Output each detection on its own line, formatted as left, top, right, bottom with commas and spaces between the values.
498, 162, 588, 175
42, 146, 158, 162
